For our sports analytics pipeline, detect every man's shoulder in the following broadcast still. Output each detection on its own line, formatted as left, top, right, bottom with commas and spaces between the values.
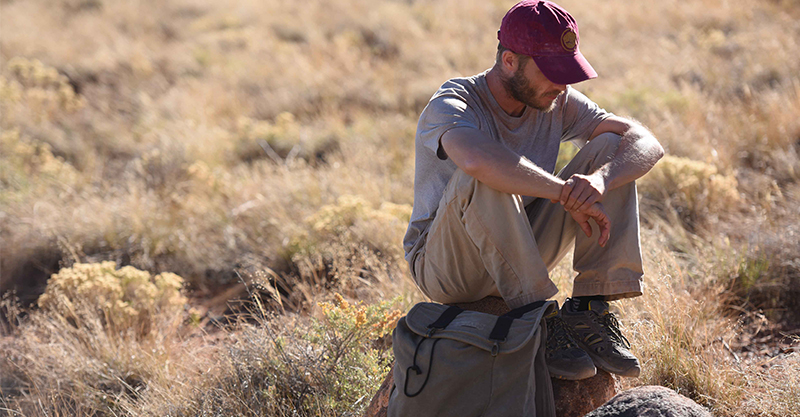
432, 72, 486, 101
561, 85, 598, 108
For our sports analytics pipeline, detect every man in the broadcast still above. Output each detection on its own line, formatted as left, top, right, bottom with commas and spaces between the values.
402, 0, 664, 380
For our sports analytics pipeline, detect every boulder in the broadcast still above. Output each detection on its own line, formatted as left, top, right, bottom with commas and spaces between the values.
585, 385, 712, 417
552, 370, 620, 417
363, 297, 619, 417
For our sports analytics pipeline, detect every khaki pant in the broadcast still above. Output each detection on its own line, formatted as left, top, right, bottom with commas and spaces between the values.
412, 133, 644, 309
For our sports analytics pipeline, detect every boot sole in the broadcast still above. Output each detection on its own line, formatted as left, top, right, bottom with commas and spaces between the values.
587, 353, 641, 377
547, 364, 597, 380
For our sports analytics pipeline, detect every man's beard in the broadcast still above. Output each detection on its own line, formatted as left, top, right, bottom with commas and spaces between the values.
502, 67, 560, 113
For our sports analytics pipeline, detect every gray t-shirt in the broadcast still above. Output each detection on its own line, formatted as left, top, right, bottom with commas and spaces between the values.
403, 70, 612, 266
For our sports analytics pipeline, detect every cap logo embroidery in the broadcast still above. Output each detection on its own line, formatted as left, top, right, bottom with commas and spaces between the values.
561, 29, 577, 52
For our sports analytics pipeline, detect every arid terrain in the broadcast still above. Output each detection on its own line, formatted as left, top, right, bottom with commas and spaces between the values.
1, 0, 799, 415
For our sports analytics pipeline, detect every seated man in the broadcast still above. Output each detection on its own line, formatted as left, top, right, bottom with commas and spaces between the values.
402, 0, 664, 380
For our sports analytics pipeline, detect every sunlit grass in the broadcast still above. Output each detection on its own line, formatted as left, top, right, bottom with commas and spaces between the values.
1, 0, 799, 415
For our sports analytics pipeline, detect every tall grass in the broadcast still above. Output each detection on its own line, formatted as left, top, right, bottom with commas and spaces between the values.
2, 0, 799, 415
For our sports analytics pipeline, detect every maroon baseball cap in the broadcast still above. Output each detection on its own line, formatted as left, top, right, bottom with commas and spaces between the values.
498, 0, 597, 85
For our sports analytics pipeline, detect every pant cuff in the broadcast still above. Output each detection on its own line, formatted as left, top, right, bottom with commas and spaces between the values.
572, 277, 643, 301
505, 282, 559, 309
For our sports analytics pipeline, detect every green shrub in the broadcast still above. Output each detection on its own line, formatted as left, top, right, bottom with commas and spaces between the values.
309, 294, 401, 412
730, 249, 800, 326
194, 294, 401, 416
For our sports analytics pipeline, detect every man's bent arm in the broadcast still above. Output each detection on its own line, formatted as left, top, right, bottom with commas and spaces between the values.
441, 126, 565, 201
590, 116, 665, 191
560, 116, 665, 212
442, 126, 611, 246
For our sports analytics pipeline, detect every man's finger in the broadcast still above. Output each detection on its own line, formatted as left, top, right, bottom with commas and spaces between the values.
576, 193, 599, 213
564, 182, 585, 210
578, 219, 592, 238
571, 187, 594, 212
598, 219, 611, 247
592, 208, 611, 247
560, 179, 573, 205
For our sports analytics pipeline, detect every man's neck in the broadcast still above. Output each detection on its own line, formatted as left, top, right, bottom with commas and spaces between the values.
486, 67, 526, 117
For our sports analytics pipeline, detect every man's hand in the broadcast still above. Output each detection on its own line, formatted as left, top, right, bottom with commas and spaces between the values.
552, 171, 608, 213
568, 202, 611, 247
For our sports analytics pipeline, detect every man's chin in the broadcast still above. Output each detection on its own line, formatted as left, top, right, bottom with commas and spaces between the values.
527, 99, 557, 113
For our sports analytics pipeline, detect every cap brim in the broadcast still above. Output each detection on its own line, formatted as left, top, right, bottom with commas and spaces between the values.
532, 51, 597, 85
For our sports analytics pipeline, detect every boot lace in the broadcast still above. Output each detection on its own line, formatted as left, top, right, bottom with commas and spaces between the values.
600, 312, 631, 349
546, 314, 579, 351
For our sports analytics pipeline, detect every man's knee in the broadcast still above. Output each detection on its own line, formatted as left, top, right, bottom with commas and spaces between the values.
444, 168, 511, 208
446, 168, 479, 199
562, 133, 623, 176
583, 132, 622, 159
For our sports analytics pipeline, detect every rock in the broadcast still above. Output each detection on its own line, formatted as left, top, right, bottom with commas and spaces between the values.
450, 296, 512, 315
552, 369, 619, 417
363, 369, 393, 417
363, 297, 618, 417
585, 385, 712, 417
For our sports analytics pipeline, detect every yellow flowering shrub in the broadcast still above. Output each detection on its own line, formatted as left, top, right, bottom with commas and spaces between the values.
214, 294, 402, 416
286, 194, 412, 262
639, 155, 740, 228
3, 57, 84, 121
37, 262, 187, 336
313, 294, 401, 411
317, 292, 402, 343
306, 195, 411, 235
0, 129, 79, 201
262, 293, 400, 414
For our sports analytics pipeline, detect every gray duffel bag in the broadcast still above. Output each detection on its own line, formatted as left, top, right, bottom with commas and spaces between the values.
388, 300, 557, 417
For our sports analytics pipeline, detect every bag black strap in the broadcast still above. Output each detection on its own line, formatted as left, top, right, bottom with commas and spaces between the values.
488, 300, 548, 342
427, 305, 463, 330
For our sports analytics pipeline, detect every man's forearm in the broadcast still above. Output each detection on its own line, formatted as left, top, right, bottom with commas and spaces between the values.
443, 126, 613, 242
558, 120, 664, 213
597, 124, 664, 191
475, 153, 565, 201
441, 127, 564, 200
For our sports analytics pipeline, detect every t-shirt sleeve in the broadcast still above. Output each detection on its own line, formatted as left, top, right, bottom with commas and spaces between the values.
560, 86, 613, 148
417, 88, 481, 160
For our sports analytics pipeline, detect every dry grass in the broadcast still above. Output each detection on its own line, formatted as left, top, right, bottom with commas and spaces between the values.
2, 0, 799, 415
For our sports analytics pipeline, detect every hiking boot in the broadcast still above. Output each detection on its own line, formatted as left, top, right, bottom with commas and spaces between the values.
544, 309, 596, 380
561, 298, 641, 377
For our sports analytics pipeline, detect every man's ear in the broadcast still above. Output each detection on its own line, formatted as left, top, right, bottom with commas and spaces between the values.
501, 50, 517, 73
